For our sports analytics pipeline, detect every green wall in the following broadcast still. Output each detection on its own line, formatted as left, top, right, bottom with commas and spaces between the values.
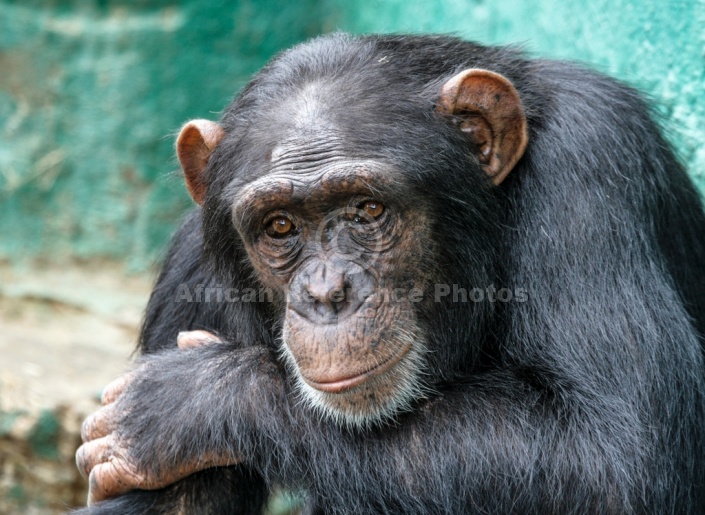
1, 0, 703, 269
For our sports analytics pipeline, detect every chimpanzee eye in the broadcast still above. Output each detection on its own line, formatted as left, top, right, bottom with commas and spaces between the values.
266, 216, 295, 238
362, 201, 384, 218
353, 201, 385, 223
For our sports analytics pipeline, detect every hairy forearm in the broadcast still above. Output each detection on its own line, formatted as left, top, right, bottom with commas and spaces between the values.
118, 346, 646, 512
116, 344, 281, 477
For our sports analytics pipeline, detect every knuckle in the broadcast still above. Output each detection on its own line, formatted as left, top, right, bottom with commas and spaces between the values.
75, 445, 89, 479
178, 329, 224, 349
88, 468, 101, 502
76, 439, 111, 480
101, 375, 131, 405
81, 406, 118, 443
89, 463, 117, 502
80, 416, 95, 442
100, 387, 114, 406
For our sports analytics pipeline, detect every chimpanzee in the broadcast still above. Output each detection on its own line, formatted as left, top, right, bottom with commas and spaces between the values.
75, 33, 705, 514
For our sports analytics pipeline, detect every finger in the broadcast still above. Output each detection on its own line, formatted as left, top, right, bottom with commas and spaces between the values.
177, 330, 223, 349
101, 372, 135, 405
81, 404, 116, 442
87, 456, 145, 505
76, 436, 116, 480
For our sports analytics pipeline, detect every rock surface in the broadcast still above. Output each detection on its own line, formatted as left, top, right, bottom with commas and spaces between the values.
0, 263, 150, 514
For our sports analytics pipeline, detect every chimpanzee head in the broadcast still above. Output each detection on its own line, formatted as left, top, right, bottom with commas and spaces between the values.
175, 36, 527, 426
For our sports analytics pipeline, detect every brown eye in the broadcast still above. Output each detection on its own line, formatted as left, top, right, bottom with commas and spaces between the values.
362, 201, 384, 219
267, 217, 295, 237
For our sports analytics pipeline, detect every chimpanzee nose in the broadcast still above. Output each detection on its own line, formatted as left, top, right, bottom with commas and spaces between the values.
306, 275, 347, 314
291, 260, 370, 322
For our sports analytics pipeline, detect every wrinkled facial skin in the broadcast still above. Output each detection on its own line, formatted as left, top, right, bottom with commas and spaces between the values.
232, 151, 436, 426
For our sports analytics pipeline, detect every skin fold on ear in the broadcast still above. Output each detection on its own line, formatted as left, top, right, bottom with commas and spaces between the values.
436, 69, 528, 184
176, 119, 225, 204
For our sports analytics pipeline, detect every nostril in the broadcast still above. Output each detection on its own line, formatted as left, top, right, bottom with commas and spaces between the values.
328, 287, 347, 313
330, 287, 345, 300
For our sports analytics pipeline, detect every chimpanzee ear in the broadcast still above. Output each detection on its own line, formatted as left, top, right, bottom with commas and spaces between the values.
176, 119, 225, 205
437, 69, 528, 184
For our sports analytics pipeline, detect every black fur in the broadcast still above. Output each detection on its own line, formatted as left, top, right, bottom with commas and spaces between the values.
79, 33, 705, 514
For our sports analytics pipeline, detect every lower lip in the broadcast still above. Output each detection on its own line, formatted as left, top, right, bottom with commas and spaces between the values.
302, 343, 412, 394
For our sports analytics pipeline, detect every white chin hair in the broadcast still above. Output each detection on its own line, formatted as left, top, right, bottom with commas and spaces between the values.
278, 328, 429, 429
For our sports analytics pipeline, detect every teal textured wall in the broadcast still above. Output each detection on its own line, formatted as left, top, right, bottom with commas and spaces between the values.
0, 0, 324, 269
1, 0, 703, 268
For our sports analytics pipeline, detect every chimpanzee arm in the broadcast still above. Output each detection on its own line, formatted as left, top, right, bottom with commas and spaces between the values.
77, 345, 638, 512
73, 210, 271, 514
80, 281, 701, 515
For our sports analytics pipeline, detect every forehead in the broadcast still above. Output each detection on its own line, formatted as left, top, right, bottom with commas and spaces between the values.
220, 75, 437, 217
226, 83, 400, 192
269, 132, 349, 175
227, 86, 365, 182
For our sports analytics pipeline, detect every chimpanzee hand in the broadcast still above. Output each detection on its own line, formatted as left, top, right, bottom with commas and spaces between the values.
75, 331, 246, 505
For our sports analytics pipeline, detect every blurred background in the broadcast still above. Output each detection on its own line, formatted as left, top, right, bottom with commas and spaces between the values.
0, 0, 703, 512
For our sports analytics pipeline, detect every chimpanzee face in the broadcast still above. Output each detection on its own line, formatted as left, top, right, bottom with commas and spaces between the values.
176, 67, 527, 425
230, 155, 435, 425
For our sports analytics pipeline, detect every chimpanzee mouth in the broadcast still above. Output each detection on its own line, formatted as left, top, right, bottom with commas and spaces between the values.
302, 341, 413, 394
